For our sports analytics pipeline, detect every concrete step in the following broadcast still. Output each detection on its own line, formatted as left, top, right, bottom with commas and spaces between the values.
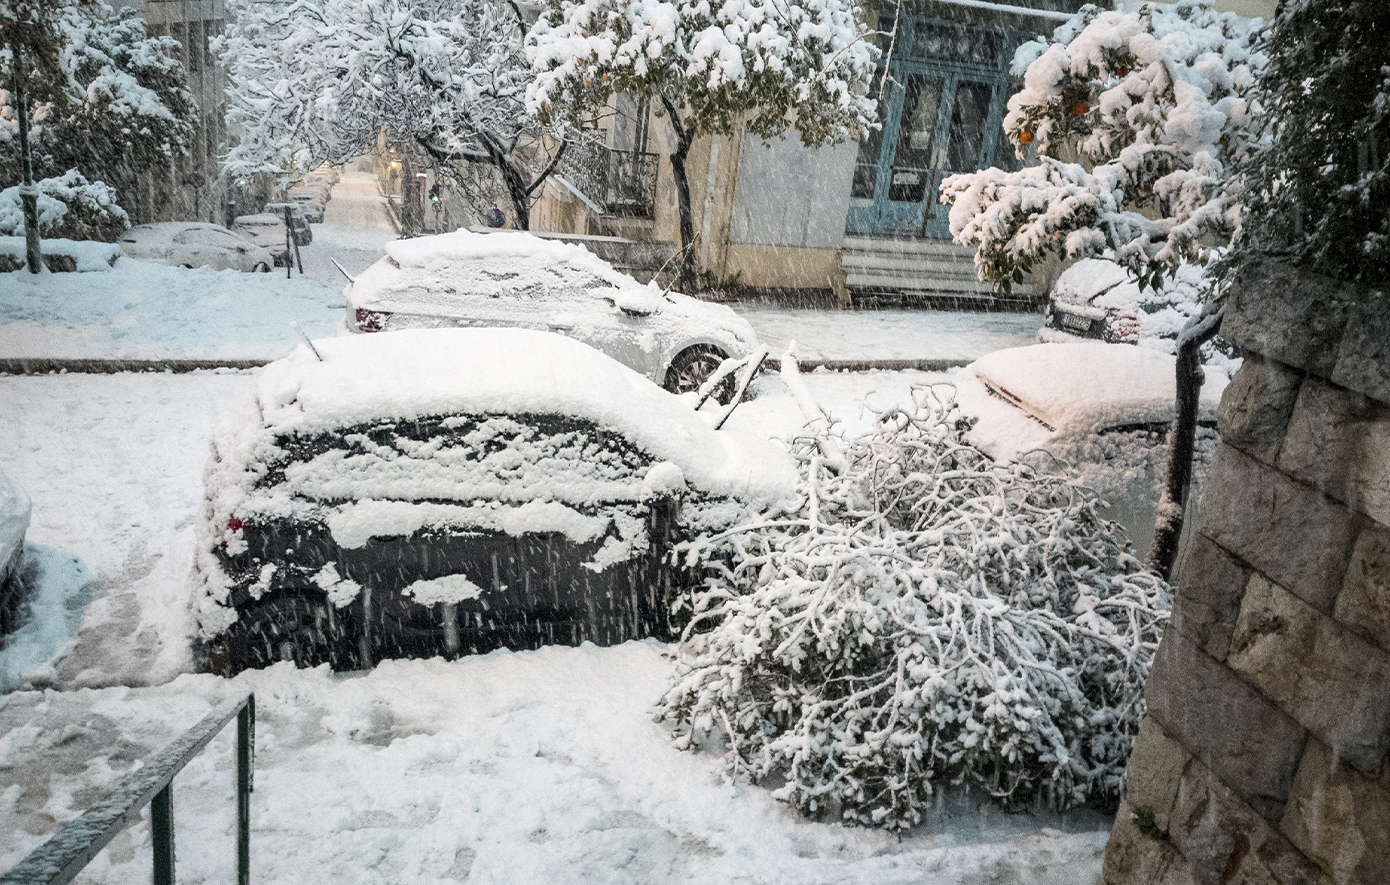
841, 235, 1040, 310
841, 254, 981, 280
842, 236, 978, 260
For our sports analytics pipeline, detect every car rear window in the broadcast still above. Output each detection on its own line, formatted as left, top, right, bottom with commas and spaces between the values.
259, 413, 652, 507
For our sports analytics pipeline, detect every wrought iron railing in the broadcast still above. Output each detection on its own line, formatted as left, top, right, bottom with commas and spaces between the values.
560, 138, 658, 218
0, 693, 255, 885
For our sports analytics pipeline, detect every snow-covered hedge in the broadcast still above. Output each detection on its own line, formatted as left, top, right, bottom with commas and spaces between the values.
0, 171, 128, 242
658, 385, 1168, 829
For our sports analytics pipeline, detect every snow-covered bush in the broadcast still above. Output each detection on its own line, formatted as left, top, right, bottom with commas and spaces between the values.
0, 170, 127, 241
941, 1, 1267, 294
1, 1, 195, 218
659, 385, 1169, 830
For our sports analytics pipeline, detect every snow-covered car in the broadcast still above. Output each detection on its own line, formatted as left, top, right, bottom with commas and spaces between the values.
953, 342, 1227, 556
343, 229, 761, 403
195, 327, 795, 675
0, 469, 31, 637
261, 203, 313, 246
232, 214, 294, 267
119, 222, 276, 273
287, 188, 326, 222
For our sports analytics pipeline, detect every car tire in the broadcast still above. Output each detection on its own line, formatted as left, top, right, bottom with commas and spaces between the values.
252, 261, 271, 273
226, 592, 347, 671
664, 345, 735, 404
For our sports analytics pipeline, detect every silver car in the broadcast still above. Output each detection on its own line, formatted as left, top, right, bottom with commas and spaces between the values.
342, 230, 760, 402
119, 222, 275, 273
0, 468, 31, 638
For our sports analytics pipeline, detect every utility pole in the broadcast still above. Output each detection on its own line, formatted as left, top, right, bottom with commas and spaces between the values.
12, 40, 43, 274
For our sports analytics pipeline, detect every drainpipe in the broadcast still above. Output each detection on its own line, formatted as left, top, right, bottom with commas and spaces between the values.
12, 41, 43, 274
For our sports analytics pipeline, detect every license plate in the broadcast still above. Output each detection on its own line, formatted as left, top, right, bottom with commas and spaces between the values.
1061, 312, 1093, 333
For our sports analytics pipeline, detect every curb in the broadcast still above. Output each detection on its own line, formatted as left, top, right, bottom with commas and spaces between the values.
1, 357, 969, 376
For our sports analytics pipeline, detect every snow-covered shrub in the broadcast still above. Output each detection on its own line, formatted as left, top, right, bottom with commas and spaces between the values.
659, 385, 1168, 830
0, 170, 128, 241
941, 1, 1267, 293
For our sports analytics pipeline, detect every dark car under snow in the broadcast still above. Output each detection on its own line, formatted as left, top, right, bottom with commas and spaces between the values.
195, 328, 794, 675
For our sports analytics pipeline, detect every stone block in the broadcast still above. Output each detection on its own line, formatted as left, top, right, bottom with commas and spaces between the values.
1331, 290, 1390, 405
1200, 445, 1358, 614
1168, 757, 1323, 885
1104, 798, 1201, 885
1145, 629, 1307, 820
1171, 534, 1252, 661
1280, 738, 1390, 885
1278, 379, 1390, 527
1223, 261, 1354, 379
1228, 575, 1390, 774
1124, 716, 1192, 835
1333, 523, 1390, 654
1217, 353, 1304, 465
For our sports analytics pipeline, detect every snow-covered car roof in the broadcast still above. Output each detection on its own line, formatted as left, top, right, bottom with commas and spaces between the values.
1050, 258, 1138, 309
955, 342, 1227, 460
233, 214, 286, 229
349, 229, 639, 310
0, 468, 31, 566
241, 327, 796, 507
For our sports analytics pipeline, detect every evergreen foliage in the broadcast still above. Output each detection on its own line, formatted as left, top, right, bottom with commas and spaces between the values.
1224, 0, 1390, 287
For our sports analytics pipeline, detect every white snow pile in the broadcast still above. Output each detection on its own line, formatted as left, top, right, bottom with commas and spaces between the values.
352, 229, 637, 309
0, 237, 121, 272
0, 469, 30, 574
658, 383, 1169, 830
965, 342, 1225, 437
197, 328, 796, 627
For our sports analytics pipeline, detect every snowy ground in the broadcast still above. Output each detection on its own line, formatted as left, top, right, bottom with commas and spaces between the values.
0, 366, 1115, 883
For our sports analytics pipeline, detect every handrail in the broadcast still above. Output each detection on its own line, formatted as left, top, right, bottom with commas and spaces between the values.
1, 693, 255, 885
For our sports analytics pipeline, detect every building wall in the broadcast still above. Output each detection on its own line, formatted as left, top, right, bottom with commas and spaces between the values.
1104, 263, 1390, 885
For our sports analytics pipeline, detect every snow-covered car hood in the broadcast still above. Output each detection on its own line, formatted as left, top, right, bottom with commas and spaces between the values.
955, 342, 1227, 460
219, 327, 795, 510
0, 467, 31, 564
344, 229, 756, 349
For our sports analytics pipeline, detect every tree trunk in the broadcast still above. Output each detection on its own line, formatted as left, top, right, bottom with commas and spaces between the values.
481, 133, 531, 231
12, 43, 42, 274
661, 97, 696, 292
1146, 307, 1224, 579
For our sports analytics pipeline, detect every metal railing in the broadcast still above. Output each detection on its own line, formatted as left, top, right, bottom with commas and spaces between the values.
1, 693, 255, 885
560, 139, 659, 218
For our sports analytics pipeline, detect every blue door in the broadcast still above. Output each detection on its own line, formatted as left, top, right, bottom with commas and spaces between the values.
846, 18, 1018, 240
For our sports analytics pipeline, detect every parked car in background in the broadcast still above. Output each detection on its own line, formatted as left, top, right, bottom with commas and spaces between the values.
287, 188, 326, 222
953, 342, 1227, 557
195, 327, 795, 674
119, 222, 275, 273
343, 229, 761, 403
262, 203, 312, 246
1039, 257, 1240, 375
232, 214, 293, 267
0, 468, 31, 638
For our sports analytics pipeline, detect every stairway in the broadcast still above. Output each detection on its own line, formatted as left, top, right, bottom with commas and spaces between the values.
841, 236, 1038, 310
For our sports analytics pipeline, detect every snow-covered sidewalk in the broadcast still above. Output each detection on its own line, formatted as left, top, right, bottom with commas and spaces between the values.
0, 646, 1110, 884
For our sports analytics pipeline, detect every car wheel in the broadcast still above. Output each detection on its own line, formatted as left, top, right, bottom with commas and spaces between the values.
665, 345, 735, 404
227, 593, 346, 671
252, 261, 271, 273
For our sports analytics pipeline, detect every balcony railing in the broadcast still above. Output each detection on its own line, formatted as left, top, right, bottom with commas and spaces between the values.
560, 139, 658, 219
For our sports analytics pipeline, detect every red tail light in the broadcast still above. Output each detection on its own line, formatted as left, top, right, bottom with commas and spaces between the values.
227, 517, 244, 532
1112, 314, 1141, 343
355, 308, 392, 332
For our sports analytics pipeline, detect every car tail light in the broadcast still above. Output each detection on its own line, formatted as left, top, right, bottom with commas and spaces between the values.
227, 517, 244, 533
355, 308, 392, 332
1112, 313, 1141, 343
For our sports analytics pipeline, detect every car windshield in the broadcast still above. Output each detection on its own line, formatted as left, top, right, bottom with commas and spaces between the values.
174, 228, 242, 246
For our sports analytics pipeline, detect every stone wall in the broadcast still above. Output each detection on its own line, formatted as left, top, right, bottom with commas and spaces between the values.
1104, 263, 1390, 885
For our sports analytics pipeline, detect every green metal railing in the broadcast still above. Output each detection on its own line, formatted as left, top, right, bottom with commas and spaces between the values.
1, 693, 255, 885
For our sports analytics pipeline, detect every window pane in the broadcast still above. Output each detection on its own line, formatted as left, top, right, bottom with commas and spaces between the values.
889, 74, 943, 203
944, 81, 994, 172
